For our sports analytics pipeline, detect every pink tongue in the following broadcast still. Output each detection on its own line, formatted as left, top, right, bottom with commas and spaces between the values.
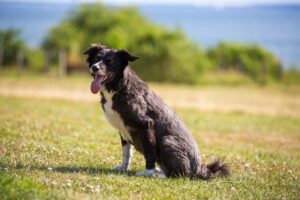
90, 76, 103, 94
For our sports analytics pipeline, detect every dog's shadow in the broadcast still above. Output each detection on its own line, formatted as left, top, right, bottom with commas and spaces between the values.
51, 165, 136, 176
0, 162, 136, 177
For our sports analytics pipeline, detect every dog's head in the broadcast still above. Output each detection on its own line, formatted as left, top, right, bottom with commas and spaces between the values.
83, 44, 138, 94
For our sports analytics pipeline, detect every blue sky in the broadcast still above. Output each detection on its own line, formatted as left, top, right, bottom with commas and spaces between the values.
2, 0, 300, 7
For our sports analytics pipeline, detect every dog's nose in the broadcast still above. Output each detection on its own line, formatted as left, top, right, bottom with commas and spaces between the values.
91, 65, 98, 72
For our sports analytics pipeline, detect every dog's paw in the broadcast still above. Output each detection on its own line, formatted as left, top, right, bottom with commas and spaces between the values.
135, 169, 166, 178
111, 165, 129, 172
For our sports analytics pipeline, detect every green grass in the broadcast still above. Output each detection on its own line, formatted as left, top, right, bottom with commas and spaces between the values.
0, 77, 300, 199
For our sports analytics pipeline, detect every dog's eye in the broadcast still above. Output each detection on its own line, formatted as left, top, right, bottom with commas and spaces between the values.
96, 54, 103, 60
105, 58, 113, 65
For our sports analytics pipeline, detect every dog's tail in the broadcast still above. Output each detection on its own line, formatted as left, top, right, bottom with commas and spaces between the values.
197, 160, 230, 180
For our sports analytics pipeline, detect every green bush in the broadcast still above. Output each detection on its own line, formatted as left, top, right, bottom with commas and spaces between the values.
207, 42, 283, 84
282, 66, 300, 85
0, 29, 27, 66
42, 3, 287, 84
42, 4, 211, 83
26, 49, 45, 71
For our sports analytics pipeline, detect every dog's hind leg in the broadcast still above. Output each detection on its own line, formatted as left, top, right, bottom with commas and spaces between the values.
135, 120, 166, 178
157, 136, 195, 178
112, 134, 133, 172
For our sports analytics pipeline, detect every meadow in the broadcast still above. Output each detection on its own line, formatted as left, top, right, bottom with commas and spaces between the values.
0, 75, 300, 199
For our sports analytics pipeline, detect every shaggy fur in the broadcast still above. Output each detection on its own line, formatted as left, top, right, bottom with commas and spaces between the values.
84, 44, 229, 179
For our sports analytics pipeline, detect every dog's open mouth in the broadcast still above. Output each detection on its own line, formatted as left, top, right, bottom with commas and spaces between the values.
90, 73, 114, 94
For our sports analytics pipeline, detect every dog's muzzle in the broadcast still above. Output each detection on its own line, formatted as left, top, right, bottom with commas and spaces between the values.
91, 65, 99, 73
90, 61, 104, 75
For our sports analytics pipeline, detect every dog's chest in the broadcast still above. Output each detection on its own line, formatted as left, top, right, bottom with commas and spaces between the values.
101, 89, 133, 143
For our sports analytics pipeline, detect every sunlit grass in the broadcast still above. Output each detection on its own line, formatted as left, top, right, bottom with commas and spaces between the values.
0, 93, 299, 199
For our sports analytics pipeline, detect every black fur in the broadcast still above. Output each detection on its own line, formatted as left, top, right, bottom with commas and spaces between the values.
84, 44, 230, 179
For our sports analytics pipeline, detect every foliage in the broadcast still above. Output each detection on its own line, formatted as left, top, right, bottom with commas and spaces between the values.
0, 5, 294, 85
42, 4, 212, 83
42, 4, 288, 84
0, 3, 283, 84
0, 29, 27, 66
26, 49, 46, 71
282, 66, 300, 85
207, 42, 283, 84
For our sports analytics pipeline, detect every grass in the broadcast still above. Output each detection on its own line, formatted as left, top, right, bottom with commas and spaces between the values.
0, 75, 300, 199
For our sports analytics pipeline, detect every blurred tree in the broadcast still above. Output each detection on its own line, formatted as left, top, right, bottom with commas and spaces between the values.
207, 42, 283, 84
42, 4, 211, 83
26, 49, 45, 71
0, 29, 27, 66
43, 4, 284, 84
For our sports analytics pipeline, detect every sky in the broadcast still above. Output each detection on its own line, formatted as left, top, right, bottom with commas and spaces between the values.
2, 0, 300, 7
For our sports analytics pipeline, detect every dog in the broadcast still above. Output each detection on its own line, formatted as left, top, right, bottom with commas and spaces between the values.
84, 44, 229, 179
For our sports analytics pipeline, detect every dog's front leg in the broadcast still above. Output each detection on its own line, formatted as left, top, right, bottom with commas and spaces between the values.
112, 134, 133, 172
135, 121, 166, 178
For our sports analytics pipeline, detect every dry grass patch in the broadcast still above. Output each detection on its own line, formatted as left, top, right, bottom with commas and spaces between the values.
1, 76, 300, 117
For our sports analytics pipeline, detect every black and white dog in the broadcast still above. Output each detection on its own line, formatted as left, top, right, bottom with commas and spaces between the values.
84, 44, 229, 179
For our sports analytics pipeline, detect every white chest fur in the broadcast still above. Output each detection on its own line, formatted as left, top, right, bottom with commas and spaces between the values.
101, 89, 133, 144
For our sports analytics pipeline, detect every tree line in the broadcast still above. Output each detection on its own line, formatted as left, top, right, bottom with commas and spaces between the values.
0, 3, 291, 84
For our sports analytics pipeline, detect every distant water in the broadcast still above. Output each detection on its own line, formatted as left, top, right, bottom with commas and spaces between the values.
0, 2, 300, 68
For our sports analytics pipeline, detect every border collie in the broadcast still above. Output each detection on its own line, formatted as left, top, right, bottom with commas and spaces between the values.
84, 44, 229, 179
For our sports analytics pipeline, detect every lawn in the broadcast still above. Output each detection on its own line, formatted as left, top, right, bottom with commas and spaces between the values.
0, 76, 299, 199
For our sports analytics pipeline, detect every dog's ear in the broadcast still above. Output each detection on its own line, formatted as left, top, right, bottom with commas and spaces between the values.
83, 44, 106, 55
83, 47, 92, 55
83, 44, 97, 55
117, 50, 139, 62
